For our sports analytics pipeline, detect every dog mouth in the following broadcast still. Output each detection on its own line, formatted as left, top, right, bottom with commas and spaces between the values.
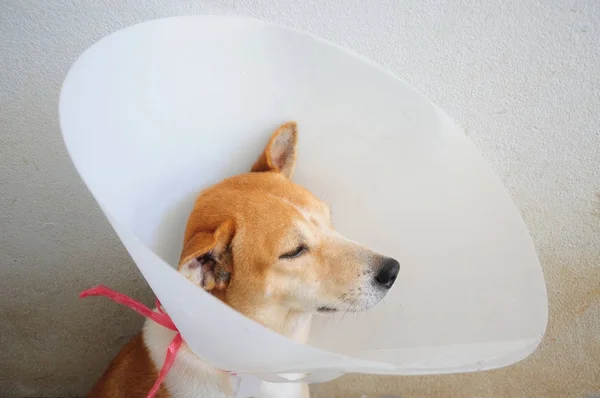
317, 306, 338, 313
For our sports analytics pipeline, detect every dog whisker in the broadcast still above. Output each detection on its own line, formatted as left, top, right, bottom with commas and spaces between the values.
334, 296, 354, 329
283, 309, 292, 328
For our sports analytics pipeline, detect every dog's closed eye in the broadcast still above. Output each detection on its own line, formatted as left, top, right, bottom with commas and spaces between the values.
279, 244, 308, 259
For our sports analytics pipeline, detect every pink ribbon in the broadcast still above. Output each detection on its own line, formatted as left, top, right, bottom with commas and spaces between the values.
80, 285, 183, 398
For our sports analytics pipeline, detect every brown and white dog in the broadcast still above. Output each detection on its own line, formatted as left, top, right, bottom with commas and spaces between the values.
88, 122, 400, 398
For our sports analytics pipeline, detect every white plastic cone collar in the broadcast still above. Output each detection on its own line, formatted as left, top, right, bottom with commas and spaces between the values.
59, 16, 547, 382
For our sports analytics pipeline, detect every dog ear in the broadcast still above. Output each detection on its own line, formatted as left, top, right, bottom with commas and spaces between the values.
178, 220, 235, 291
251, 121, 298, 179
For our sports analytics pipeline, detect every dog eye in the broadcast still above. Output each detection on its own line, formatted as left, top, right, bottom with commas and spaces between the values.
279, 245, 308, 259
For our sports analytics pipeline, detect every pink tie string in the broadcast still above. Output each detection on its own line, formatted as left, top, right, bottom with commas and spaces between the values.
80, 285, 184, 398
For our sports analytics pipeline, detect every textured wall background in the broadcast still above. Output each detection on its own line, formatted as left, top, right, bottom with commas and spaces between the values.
1, 0, 599, 397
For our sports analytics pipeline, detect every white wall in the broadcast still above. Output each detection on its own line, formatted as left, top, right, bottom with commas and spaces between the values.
1, 0, 599, 396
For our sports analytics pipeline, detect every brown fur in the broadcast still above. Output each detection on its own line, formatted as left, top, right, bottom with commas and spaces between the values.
88, 333, 170, 398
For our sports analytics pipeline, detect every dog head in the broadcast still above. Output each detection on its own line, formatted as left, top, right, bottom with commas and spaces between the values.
178, 122, 399, 327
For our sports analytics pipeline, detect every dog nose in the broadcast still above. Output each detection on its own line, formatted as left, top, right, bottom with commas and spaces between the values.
374, 258, 400, 289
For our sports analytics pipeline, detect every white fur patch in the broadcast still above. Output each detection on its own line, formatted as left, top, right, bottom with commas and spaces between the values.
143, 316, 310, 398
180, 257, 204, 286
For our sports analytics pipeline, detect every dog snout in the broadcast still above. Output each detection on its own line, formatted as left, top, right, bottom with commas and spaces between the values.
374, 258, 400, 290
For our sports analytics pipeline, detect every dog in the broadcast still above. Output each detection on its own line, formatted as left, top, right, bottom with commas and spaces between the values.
88, 122, 400, 398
